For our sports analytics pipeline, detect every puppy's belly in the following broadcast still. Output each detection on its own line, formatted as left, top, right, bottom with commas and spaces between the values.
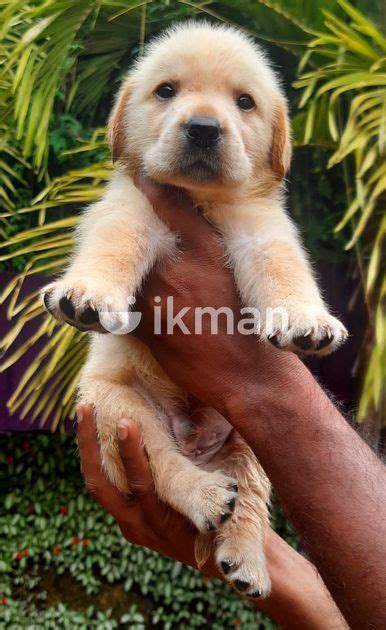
169, 405, 233, 468
106, 333, 234, 466
133, 374, 234, 467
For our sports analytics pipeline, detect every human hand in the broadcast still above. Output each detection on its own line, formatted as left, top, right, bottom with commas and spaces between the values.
133, 174, 306, 425
76, 402, 204, 571
131, 178, 386, 629
77, 403, 347, 630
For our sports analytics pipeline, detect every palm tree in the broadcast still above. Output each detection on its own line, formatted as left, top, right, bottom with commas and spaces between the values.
294, 0, 385, 430
0, 0, 384, 430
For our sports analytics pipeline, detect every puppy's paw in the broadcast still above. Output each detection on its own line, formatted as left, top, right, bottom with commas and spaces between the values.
216, 536, 271, 599
41, 279, 137, 334
267, 308, 348, 356
189, 471, 238, 533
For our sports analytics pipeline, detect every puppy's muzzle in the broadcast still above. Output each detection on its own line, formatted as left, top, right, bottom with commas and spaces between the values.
185, 116, 222, 149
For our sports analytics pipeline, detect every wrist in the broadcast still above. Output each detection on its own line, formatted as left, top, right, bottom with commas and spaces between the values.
219, 350, 320, 451
221, 350, 310, 428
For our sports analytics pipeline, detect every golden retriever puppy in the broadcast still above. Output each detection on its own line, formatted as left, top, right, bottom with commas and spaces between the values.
42, 22, 348, 598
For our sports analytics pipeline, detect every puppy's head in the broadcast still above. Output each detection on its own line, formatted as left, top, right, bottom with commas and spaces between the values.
108, 23, 291, 194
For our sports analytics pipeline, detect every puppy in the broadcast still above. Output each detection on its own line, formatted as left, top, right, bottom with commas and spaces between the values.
42, 23, 348, 598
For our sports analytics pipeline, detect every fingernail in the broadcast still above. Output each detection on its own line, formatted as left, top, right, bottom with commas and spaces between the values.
76, 405, 84, 424
117, 419, 131, 440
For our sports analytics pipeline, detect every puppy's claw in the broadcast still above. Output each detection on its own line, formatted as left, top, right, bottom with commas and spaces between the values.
220, 511, 232, 524
293, 333, 314, 350
266, 312, 347, 357
79, 306, 99, 325
43, 292, 53, 314
268, 333, 280, 347
315, 333, 334, 350
227, 497, 236, 512
221, 560, 233, 575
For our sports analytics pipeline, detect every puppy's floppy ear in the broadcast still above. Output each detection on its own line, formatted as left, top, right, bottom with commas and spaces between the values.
270, 96, 292, 182
107, 77, 134, 163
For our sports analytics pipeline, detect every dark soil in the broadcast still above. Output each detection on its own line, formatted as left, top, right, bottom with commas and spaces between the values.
14, 568, 155, 624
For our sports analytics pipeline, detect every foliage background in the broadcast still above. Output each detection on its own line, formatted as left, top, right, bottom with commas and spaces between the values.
1, 0, 385, 429
0, 0, 385, 626
0, 431, 299, 628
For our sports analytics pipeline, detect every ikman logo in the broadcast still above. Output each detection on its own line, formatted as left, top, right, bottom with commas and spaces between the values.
99, 296, 142, 334
97, 295, 288, 337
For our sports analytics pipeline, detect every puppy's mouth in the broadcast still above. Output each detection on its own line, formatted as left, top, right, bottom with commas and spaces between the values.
178, 148, 222, 182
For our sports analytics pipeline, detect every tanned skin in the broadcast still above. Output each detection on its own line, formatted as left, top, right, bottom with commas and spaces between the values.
78, 175, 386, 629
78, 407, 345, 629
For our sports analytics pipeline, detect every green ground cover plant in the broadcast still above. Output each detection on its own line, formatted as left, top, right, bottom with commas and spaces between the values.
0, 431, 298, 628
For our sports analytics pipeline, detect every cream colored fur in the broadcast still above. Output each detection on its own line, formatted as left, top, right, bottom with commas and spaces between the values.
42, 22, 348, 598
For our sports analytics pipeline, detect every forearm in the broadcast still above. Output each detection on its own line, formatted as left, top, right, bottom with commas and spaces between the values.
203, 529, 345, 630
79, 403, 344, 630
257, 531, 347, 629
224, 363, 386, 629
129, 177, 385, 627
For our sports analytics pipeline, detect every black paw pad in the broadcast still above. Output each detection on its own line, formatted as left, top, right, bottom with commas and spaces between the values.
249, 590, 262, 599
220, 511, 232, 524
221, 560, 232, 575
79, 306, 99, 325
316, 333, 333, 350
293, 333, 314, 350
268, 333, 280, 347
234, 579, 250, 592
227, 497, 236, 512
43, 293, 53, 313
59, 296, 75, 320
205, 520, 216, 532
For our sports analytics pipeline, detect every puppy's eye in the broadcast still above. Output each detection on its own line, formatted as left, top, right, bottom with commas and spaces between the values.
155, 83, 176, 100
237, 94, 255, 111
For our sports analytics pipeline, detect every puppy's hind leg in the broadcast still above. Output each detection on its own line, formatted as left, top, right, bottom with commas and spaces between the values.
79, 335, 239, 533
213, 434, 271, 598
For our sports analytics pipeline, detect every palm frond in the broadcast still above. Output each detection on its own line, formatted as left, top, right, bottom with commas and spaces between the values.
1, 0, 383, 430
0, 135, 111, 427
295, 0, 385, 422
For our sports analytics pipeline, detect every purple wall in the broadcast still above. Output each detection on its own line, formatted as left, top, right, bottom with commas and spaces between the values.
0, 266, 364, 432
0, 272, 76, 432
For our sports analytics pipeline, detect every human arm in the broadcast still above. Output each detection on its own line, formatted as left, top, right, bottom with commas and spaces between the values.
77, 403, 346, 629
132, 175, 386, 629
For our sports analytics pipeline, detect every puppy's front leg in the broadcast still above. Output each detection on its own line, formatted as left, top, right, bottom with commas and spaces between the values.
209, 200, 348, 355
42, 173, 174, 332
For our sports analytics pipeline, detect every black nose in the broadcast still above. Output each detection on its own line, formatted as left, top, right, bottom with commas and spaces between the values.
186, 116, 221, 149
